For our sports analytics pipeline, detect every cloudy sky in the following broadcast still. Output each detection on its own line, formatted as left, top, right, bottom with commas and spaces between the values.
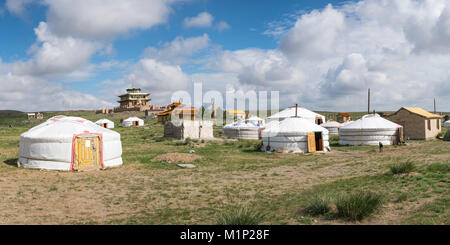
1, 0, 450, 112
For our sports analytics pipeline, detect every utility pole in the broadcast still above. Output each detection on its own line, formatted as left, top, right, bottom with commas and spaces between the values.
295, 104, 298, 117
368, 88, 370, 114
434, 98, 436, 114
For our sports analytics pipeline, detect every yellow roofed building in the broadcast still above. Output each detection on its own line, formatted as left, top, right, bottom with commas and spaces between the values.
226, 110, 246, 121
386, 107, 443, 140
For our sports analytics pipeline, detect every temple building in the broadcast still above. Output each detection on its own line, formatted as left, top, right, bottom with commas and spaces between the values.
157, 101, 198, 122
115, 87, 151, 112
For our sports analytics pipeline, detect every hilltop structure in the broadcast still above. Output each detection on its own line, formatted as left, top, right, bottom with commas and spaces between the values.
114, 87, 151, 112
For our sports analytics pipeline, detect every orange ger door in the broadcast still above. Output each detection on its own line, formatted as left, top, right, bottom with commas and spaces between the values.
307, 132, 316, 153
73, 135, 101, 171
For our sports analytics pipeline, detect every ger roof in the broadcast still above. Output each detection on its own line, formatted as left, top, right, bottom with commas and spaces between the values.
341, 114, 401, 130
400, 107, 442, 119
263, 117, 328, 135
268, 106, 324, 120
21, 116, 120, 140
321, 120, 341, 128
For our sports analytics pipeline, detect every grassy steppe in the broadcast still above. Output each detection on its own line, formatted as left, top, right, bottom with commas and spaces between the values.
0, 111, 448, 224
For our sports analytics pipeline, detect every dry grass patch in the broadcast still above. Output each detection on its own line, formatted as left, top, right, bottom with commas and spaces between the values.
152, 153, 202, 163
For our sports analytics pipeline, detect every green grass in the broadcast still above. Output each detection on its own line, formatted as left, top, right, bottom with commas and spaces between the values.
216, 205, 265, 225
304, 193, 333, 216
335, 191, 384, 221
390, 161, 415, 175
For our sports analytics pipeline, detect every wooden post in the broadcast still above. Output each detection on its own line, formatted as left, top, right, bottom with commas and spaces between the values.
295, 104, 298, 117
434, 98, 436, 114
368, 88, 370, 114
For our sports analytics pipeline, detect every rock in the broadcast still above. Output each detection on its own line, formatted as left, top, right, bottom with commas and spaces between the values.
189, 150, 195, 153
177, 164, 196, 169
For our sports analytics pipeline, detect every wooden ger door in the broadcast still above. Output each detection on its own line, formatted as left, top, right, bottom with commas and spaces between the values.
307, 132, 316, 153
73, 135, 101, 171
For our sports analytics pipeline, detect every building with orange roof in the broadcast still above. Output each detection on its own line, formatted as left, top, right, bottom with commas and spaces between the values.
157, 101, 198, 122
386, 107, 443, 140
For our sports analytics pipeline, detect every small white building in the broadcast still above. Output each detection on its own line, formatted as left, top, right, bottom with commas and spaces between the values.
122, 117, 144, 127
164, 120, 214, 140
95, 119, 115, 128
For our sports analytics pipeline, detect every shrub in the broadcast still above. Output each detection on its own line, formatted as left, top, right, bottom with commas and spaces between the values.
304, 193, 332, 216
426, 162, 450, 173
336, 191, 383, 221
216, 205, 264, 225
390, 161, 415, 175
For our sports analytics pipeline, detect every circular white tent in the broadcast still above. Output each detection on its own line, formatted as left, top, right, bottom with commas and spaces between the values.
339, 114, 402, 146
320, 120, 341, 135
261, 117, 330, 153
444, 120, 450, 128
222, 120, 264, 140
246, 116, 265, 126
95, 118, 115, 128
122, 117, 144, 127
341, 121, 354, 127
19, 116, 123, 171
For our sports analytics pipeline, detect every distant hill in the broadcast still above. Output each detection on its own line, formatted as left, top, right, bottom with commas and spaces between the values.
0, 110, 24, 116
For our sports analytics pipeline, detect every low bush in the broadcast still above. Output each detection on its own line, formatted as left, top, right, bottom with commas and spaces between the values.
336, 191, 383, 221
304, 193, 332, 216
390, 161, 415, 175
216, 205, 264, 225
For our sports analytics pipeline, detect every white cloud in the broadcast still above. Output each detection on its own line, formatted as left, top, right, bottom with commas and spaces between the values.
9, 22, 100, 78
183, 12, 214, 28
215, 48, 303, 88
0, 73, 113, 111
125, 59, 191, 104
206, 0, 450, 111
143, 34, 211, 64
5, 0, 35, 17
279, 4, 345, 60
216, 21, 230, 31
43, 0, 173, 40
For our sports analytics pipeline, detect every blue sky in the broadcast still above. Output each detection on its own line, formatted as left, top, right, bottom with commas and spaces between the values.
1, 0, 450, 112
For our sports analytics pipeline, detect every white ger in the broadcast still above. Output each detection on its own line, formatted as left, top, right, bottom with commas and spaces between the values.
222, 120, 264, 140
444, 120, 450, 128
261, 117, 330, 153
122, 117, 144, 127
19, 116, 123, 171
95, 118, 115, 128
339, 114, 403, 146
320, 120, 341, 135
